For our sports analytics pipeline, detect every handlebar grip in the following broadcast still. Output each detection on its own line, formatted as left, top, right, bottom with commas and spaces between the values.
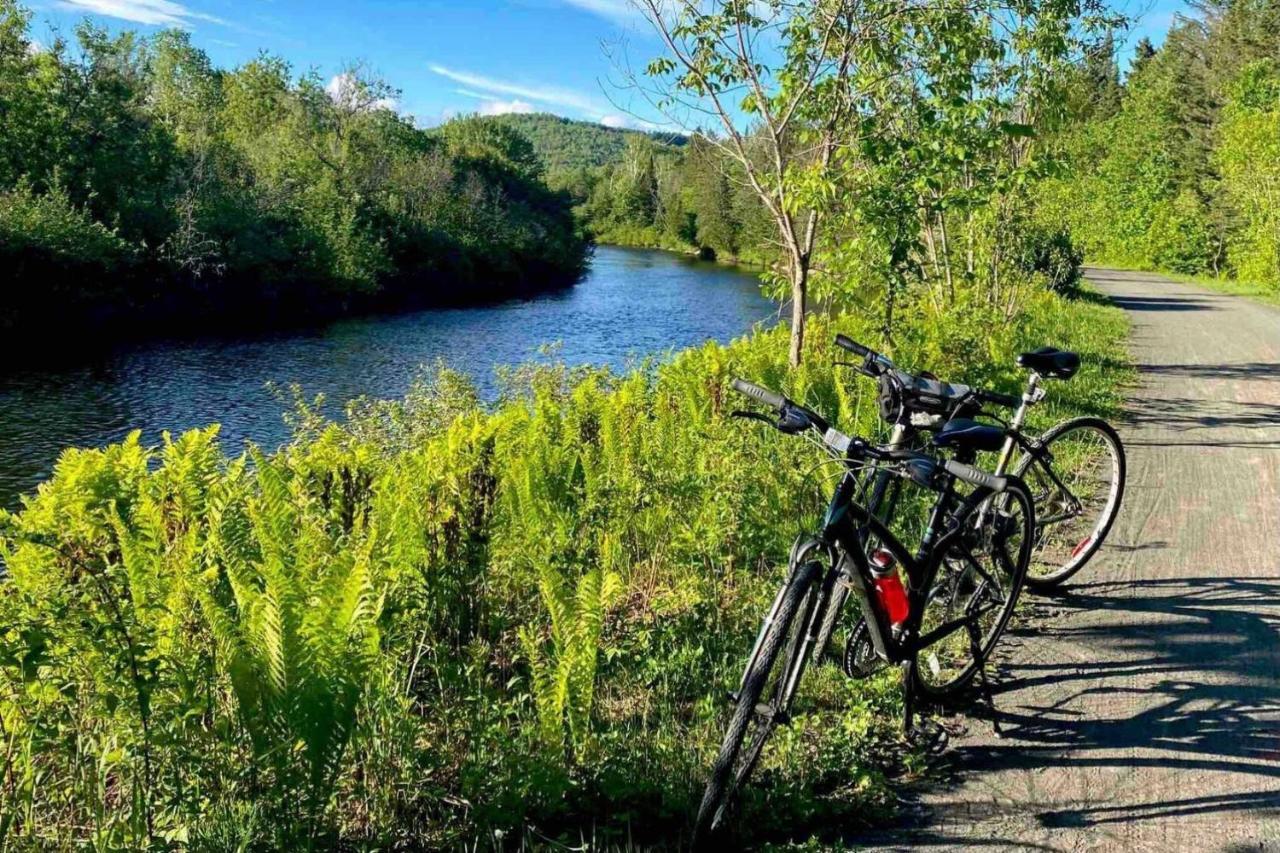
978, 389, 1020, 409
730, 377, 786, 410
834, 334, 871, 358
944, 460, 1009, 492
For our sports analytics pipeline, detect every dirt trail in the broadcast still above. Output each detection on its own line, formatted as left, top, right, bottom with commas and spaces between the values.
868, 268, 1280, 851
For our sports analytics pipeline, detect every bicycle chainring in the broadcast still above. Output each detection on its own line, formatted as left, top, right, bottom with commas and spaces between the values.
843, 618, 888, 679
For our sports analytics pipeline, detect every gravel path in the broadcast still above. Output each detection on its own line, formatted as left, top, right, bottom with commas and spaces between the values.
865, 268, 1280, 851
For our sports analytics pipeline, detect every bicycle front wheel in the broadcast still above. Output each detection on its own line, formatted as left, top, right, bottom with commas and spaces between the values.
913, 478, 1034, 697
1014, 417, 1125, 589
693, 561, 820, 845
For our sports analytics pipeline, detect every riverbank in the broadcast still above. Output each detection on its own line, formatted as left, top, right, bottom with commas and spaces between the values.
0, 246, 772, 508
0, 279, 1128, 848
0, 254, 589, 368
592, 226, 771, 267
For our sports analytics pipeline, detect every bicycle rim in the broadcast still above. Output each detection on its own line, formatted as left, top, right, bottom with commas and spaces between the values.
914, 483, 1033, 696
1018, 419, 1125, 586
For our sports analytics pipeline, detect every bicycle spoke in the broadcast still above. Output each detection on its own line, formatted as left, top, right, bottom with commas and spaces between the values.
1017, 420, 1124, 585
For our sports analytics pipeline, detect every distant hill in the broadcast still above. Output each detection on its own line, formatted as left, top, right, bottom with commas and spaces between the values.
483, 113, 687, 173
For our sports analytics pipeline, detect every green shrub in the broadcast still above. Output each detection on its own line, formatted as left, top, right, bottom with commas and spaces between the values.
1016, 225, 1084, 293
1216, 61, 1280, 288
1146, 189, 1215, 275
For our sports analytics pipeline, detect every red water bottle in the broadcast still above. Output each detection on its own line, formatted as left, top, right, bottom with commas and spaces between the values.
869, 549, 909, 628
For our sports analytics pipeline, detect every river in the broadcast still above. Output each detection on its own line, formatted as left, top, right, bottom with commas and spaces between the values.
0, 246, 775, 508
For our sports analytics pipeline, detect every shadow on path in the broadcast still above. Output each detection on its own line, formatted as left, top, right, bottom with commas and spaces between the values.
911, 576, 1280, 831
1137, 362, 1280, 380
1107, 296, 1219, 312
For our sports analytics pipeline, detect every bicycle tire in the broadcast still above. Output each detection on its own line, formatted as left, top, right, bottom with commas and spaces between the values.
912, 477, 1034, 697
1014, 416, 1126, 589
692, 561, 821, 845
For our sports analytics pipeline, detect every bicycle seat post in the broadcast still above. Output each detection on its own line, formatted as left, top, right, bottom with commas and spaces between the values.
994, 372, 1041, 475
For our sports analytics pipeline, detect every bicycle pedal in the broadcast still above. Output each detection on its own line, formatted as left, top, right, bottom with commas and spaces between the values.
753, 702, 791, 726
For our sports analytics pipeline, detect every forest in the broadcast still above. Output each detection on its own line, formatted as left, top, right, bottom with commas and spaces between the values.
484, 112, 688, 171
0, 1, 586, 350
0, 0, 1274, 849
1040, 1, 1280, 290
542, 0, 1280, 301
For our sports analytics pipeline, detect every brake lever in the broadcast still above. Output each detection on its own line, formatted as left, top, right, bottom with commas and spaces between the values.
768, 404, 808, 432
730, 410, 775, 425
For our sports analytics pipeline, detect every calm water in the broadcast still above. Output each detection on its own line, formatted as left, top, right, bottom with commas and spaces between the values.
0, 246, 774, 508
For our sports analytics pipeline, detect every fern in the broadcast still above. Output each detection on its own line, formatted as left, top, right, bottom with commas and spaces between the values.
520, 538, 622, 759
199, 450, 383, 833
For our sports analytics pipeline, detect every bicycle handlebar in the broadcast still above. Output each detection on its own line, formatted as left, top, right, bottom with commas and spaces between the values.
834, 335, 892, 376
976, 388, 1020, 409
728, 377, 1009, 488
835, 332, 1023, 412
944, 459, 1010, 492
729, 377, 832, 438
730, 377, 786, 410
834, 334, 871, 358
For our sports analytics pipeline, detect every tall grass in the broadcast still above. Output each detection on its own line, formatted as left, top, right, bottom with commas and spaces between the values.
0, 288, 1128, 848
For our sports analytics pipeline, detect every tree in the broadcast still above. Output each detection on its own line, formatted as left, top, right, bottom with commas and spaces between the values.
633, 0, 1112, 364
634, 0, 858, 365
1131, 36, 1157, 76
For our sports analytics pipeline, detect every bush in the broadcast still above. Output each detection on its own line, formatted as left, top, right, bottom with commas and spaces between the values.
0, 182, 138, 333
0, 181, 129, 263
1216, 61, 1280, 288
1015, 224, 1085, 293
1146, 189, 1215, 275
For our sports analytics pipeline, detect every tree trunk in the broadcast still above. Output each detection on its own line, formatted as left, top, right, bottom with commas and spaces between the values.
789, 256, 807, 367
937, 210, 955, 302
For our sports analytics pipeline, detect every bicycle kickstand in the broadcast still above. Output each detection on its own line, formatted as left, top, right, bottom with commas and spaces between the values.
966, 620, 1002, 738
901, 658, 917, 734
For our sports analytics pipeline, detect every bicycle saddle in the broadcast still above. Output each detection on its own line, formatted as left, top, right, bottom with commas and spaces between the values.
932, 418, 1006, 453
1016, 347, 1080, 379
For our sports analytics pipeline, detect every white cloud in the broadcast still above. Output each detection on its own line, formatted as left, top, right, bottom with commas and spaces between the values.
432, 63, 668, 129
558, 0, 639, 23
56, 0, 225, 28
26, 39, 44, 56
600, 113, 664, 131
326, 73, 398, 112
430, 63, 605, 116
480, 99, 536, 116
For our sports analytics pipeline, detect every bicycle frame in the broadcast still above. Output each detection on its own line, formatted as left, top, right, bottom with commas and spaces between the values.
986, 371, 1087, 525
740, 459, 987, 731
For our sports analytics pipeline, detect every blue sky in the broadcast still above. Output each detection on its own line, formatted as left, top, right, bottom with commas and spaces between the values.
25, 0, 1187, 129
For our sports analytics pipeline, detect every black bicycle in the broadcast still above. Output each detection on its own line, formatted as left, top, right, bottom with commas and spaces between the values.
830, 336, 1126, 589
693, 378, 1036, 842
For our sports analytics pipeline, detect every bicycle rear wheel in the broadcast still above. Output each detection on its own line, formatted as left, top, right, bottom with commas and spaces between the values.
1014, 417, 1125, 589
693, 561, 820, 845
913, 479, 1034, 697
